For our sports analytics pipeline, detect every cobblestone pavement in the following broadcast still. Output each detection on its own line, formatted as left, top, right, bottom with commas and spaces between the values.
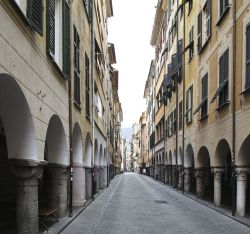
62, 173, 250, 234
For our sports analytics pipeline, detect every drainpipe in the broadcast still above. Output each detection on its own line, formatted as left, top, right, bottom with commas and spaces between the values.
68, 1, 73, 218
182, 2, 186, 194
90, 0, 95, 200
175, 0, 179, 188
232, 0, 236, 217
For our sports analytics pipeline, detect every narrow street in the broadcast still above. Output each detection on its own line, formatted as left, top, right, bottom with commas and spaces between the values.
62, 173, 249, 234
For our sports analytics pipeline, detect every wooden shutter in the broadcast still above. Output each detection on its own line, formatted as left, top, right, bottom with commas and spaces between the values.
46, 0, 55, 58
202, 74, 208, 99
27, 0, 43, 35
206, 0, 211, 38
63, 0, 71, 79
246, 24, 250, 89
197, 11, 202, 52
220, 0, 224, 16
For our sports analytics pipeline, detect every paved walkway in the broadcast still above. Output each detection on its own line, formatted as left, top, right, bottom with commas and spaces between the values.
62, 173, 250, 234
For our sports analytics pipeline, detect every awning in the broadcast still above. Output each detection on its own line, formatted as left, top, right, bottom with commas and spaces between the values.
193, 98, 207, 115
210, 79, 228, 103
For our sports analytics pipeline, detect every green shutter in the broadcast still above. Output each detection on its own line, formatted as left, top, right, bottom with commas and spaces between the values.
63, 0, 71, 79
27, 0, 43, 35
197, 11, 202, 52
88, 0, 93, 21
46, 0, 55, 58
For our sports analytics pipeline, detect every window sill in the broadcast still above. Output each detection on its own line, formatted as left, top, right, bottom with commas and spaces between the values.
199, 114, 208, 122
74, 101, 82, 111
240, 87, 250, 95
216, 101, 231, 111
186, 119, 193, 125
198, 38, 210, 55
86, 113, 91, 122
216, 6, 230, 27
48, 56, 68, 80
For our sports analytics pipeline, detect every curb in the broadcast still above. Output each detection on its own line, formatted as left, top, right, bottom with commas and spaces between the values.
57, 186, 109, 234
145, 174, 250, 228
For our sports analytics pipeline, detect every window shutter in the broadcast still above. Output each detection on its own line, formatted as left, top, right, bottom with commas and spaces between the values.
186, 89, 189, 122
89, 0, 93, 21
27, 0, 43, 35
246, 24, 250, 89
224, 50, 229, 80
190, 85, 193, 117
197, 11, 202, 52
207, 0, 211, 38
219, 54, 224, 84
63, 0, 71, 79
220, 0, 224, 16
46, 0, 55, 58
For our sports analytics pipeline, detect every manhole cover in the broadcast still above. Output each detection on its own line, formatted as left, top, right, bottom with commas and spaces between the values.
154, 200, 168, 204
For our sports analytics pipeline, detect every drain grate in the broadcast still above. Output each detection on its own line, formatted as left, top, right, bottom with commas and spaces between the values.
154, 200, 168, 204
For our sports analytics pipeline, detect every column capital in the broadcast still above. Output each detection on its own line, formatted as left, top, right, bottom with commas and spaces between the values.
195, 167, 206, 177
235, 168, 249, 180
9, 159, 46, 181
211, 167, 225, 174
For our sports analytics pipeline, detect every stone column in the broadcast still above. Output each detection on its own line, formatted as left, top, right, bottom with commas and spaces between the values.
236, 170, 248, 216
48, 165, 69, 218
9, 159, 45, 234
168, 166, 172, 185
178, 166, 183, 190
85, 167, 92, 200
184, 168, 192, 192
172, 166, 176, 187
95, 166, 99, 192
103, 166, 107, 187
165, 165, 169, 184
213, 168, 224, 207
196, 168, 206, 199
72, 163, 85, 207
99, 167, 104, 189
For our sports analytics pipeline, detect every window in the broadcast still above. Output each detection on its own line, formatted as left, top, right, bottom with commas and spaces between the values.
179, 101, 183, 130
85, 53, 90, 117
219, 50, 229, 106
197, 12, 202, 53
201, 74, 208, 117
210, 50, 229, 106
188, 0, 193, 14
47, 0, 70, 79
186, 85, 193, 123
73, 26, 80, 105
245, 24, 250, 90
189, 26, 194, 61
84, 0, 93, 21
205, 0, 211, 39
173, 109, 177, 132
13, 0, 43, 35
219, 0, 229, 17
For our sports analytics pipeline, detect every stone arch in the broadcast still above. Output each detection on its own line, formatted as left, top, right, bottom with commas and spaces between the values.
184, 144, 194, 168
196, 146, 210, 169
214, 139, 232, 207
72, 123, 83, 164
168, 151, 172, 165
214, 139, 231, 167
94, 139, 99, 166
178, 147, 183, 165
196, 146, 213, 200
99, 144, 104, 166
0, 73, 37, 160
45, 115, 69, 165
238, 134, 250, 166
172, 149, 177, 165
84, 132, 92, 167
41, 115, 69, 217
72, 123, 85, 207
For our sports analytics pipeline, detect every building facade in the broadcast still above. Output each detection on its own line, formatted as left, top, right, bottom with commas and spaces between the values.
0, 0, 123, 233
147, 0, 250, 219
